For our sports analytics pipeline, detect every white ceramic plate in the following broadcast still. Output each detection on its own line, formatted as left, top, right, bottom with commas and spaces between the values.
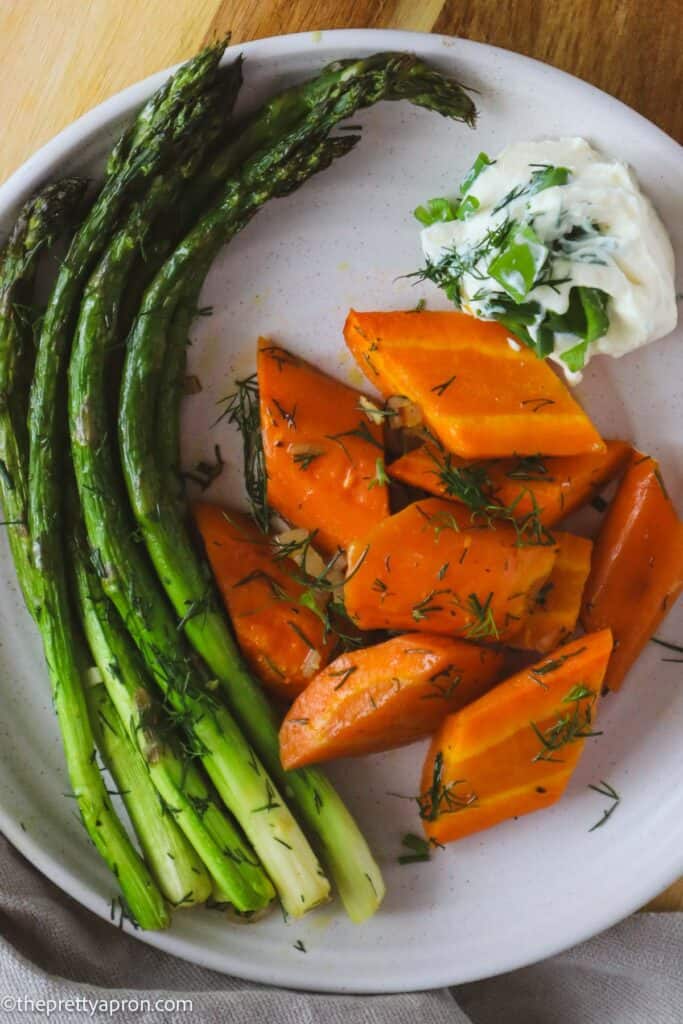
0, 29, 681, 994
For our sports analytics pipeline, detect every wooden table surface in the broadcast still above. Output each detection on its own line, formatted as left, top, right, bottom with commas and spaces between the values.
0, 0, 681, 910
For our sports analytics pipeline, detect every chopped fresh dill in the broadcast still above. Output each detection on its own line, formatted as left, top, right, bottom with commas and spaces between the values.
329, 665, 358, 690
417, 751, 477, 821
233, 569, 288, 602
431, 450, 491, 510
651, 636, 683, 663
412, 589, 450, 622
505, 455, 550, 481
326, 419, 384, 457
421, 666, 462, 700
520, 397, 556, 413
463, 592, 498, 641
293, 449, 323, 471
287, 619, 316, 651
431, 374, 457, 397
272, 397, 297, 430
587, 780, 621, 832
530, 684, 600, 763
529, 646, 587, 685
215, 375, 269, 531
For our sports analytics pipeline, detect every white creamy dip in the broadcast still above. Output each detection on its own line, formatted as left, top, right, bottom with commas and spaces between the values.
420, 138, 677, 376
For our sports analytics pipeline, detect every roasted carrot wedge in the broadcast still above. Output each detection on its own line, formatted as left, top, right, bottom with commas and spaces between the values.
258, 338, 388, 555
193, 504, 335, 701
581, 452, 683, 691
388, 441, 632, 527
344, 498, 556, 641
421, 630, 613, 844
344, 310, 605, 457
513, 533, 593, 653
279, 634, 505, 767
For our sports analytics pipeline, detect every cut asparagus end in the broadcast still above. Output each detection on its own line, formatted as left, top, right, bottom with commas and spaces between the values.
199, 711, 331, 917
86, 671, 213, 907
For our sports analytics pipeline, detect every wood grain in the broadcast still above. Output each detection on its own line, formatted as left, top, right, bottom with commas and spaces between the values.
0, 0, 681, 910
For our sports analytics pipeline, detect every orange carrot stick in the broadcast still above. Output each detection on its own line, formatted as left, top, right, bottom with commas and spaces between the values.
344, 498, 556, 641
512, 532, 593, 653
279, 634, 505, 768
258, 338, 388, 555
388, 441, 632, 527
344, 310, 605, 457
421, 630, 613, 844
581, 452, 683, 691
193, 504, 335, 701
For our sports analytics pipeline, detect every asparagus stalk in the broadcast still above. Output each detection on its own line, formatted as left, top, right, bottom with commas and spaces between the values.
70, 140, 356, 917
0, 183, 169, 929
105, 41, 231, 181
152, 52, 474, 507
0, 181, 83, 612
28, 42, 229, 555
20, 45, 232, 929
69, 500, 275, 911
120, 55, 474, 920
53, 49, 274, 914
83, 663, 211, 908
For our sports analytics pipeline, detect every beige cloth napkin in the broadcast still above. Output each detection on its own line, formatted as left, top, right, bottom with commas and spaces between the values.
0, 835, 681, 1023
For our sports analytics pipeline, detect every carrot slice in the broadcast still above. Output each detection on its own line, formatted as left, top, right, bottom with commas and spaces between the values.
388, 441, 632, 527
344, 497, 556, 641
581, 452, 683, 691
513, 532, 593, 653
279, 634, 505, 768
193, 504, 335, 701
421, 630, 613, 844
344, 310, 605, 457
258, 338, 388, 555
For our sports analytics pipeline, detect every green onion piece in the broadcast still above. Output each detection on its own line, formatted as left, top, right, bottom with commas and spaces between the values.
545, 287, 586, 336
579, 287, 610, 343
558, 287, 610, 371
528, 164, 570, 195
414, 197, 458, 226
455, 194, 480, 221
488, 225, 549, 303
560, 339, 589, 372
460, 152, 493, 195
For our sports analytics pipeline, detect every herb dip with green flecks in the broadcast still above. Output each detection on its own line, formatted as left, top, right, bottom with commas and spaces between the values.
417, 138, 677, 379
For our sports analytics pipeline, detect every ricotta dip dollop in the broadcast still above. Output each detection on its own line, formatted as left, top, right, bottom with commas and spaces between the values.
419, 137, 677, 377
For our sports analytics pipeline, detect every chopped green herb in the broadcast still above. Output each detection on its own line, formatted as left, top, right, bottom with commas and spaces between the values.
413, 196, 458, 226
326, 420, 383, 457
530, 685, 600, 763
506, 455, 550, 482
368, 457, 389, 490
417, 751, 477, 821
329, 665, 358, 690
398, 832, 433, 864
463, 592, 499, 641
588, 780, 620, 832
215, 375, 269, 531
431, 374, 457, 397
293, 449, 324, 471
